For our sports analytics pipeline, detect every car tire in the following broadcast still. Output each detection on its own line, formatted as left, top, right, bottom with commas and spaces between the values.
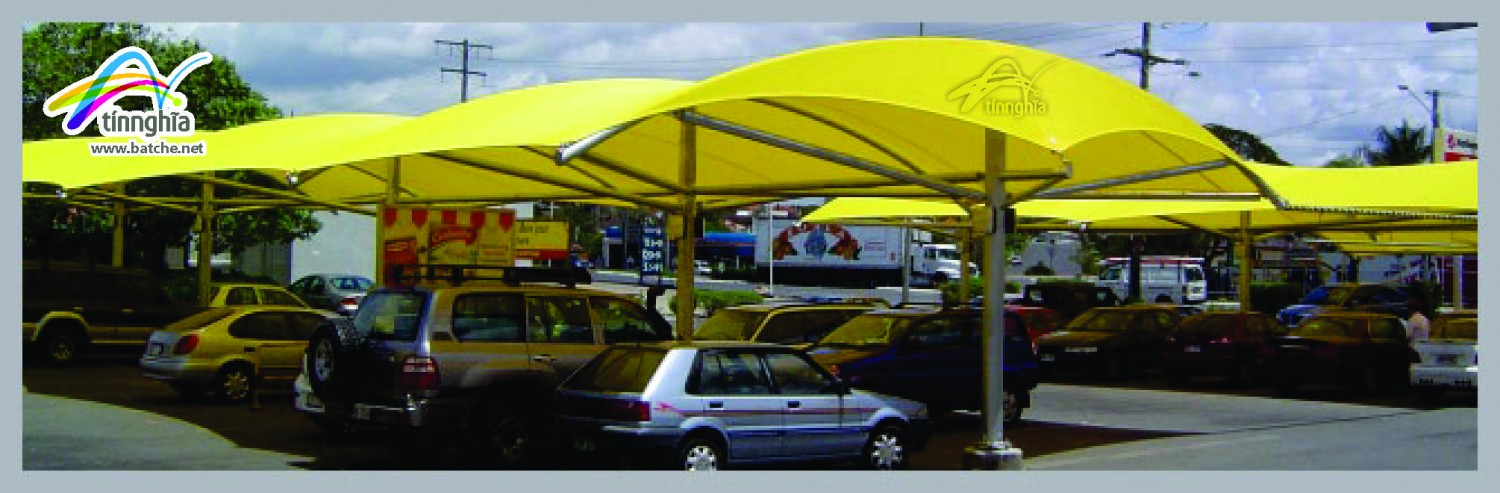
863, 422, 907, 470
39, 329, 82, 365
679, 435, 726, 471
1418, 387, 1445, 407
476, 409, 538, 469
1227, 360, 1255, 387
213, 363, 254, 403
1003, 390, 1026, 425
305, 318, 359, 401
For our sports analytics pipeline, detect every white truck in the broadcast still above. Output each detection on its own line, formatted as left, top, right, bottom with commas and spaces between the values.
1095, 256, 1208, 304
752, 218, 971, 287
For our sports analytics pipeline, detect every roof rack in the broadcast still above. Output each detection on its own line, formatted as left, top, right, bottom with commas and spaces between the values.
388, 264, 592, 288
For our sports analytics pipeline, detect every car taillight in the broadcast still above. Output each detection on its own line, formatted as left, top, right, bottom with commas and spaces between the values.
827, 364, 839, 377
173, 334, 200, 355
399, 356, 440, 392
1212, 337, 1232, 344
340, 296, 359, 309
600, 398, 648, 419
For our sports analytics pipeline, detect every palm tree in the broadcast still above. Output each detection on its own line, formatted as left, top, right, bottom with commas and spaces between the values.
1358, 121, 1432, 166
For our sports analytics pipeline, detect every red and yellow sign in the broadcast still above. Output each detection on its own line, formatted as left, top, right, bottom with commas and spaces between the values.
379, 205, 516, 285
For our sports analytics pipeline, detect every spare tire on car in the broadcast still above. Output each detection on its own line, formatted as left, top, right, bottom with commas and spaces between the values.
305, 318, 364, 402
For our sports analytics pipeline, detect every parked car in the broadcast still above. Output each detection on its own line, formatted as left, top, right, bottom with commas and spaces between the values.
692, 300, 881, 346
1014, 282, 1122, 323
1270, 312, 1415, 396
288, 274, 374, 316
296, 271, 674, 468
140, 306, 337, 402
1164, 311, 1287, 386
554, 341, 930, 470
1034, 305, 1182, 380
1411, 310, 1478, 404
23, 262, 209, 364
807, 306, 1037, 424
208, 283, 310, 309
1010, 305, 1065, 341
1275, 283, 1411, 327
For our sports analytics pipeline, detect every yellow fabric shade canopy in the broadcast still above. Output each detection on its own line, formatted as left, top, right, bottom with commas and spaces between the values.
23, 38, 1264, 209
1315, 231, 1478, 255
1244, 160, 1477, 213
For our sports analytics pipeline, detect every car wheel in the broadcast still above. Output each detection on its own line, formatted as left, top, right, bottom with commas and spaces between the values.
480, 410, 536, 469
40, 330, 81, 365
1418, 387, 1445, 407
214, 363, 254, 403
1003, 390, 1026, 425
863, 423, 907, 470
1227, 360, 1255, 387
1164, 364, 1188, 386
679, 436, 725, 471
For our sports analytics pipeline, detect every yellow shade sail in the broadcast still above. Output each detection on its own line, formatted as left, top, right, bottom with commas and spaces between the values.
1246, 160, 1477, 212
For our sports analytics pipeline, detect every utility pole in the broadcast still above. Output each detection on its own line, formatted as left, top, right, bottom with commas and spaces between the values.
1105, 22, 1190, 302
1429, 89, 1443, 163
435, 38, 492, 102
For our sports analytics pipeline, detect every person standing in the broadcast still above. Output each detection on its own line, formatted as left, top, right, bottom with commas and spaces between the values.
1405, 299, 1431, 345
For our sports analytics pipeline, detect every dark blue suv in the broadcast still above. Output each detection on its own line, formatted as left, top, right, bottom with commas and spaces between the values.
806, 306, 1037, 424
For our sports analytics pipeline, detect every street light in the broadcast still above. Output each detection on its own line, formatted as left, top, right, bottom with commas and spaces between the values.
1396, 84, 1441, 164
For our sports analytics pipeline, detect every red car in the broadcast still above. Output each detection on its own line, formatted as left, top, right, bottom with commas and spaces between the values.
1010, 306, 1065, 341
1164, 311, 1287, 386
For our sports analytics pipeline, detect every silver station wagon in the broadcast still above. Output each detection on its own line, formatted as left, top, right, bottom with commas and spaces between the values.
554, 341, 930, 470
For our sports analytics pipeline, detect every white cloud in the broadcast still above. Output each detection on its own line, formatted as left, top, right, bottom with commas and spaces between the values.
144, 22, 1477, 166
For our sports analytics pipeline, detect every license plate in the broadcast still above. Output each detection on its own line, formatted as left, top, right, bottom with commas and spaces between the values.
1184, 346, 1202, 353
147, 343, 164, 357
1040, 354, 1056, 362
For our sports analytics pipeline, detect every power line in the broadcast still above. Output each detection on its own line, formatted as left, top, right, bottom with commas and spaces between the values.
1160, 37, 1477, 52
1190, 54, 1475, 64
1261, 96, 1407, 137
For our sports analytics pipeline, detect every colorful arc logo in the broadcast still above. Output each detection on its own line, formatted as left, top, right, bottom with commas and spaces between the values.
43, 46, 213, 137
948, 57, 1055, 116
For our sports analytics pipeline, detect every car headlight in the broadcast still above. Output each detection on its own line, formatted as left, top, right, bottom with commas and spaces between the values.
1065, 347, 1099, 353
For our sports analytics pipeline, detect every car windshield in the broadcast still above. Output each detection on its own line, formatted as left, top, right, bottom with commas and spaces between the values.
693, 310, 769, 341
1066, 310, 1133, 332
1432, 317, 1478, 340
330, 276, 373, 291
819, 315, 912, 346
933, 248, 960, 261
562, 348, 667, 393
1292, 318, 1358, 338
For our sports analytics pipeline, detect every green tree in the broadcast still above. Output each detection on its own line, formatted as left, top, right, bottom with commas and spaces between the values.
1359, 121, 1432, 166
1204, 123, 1291, 165
1323, 153, 1366, 168
22, 23, 317, 272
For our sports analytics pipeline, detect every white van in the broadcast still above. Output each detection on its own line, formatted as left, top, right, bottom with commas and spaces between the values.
1095, 257, 1208, 304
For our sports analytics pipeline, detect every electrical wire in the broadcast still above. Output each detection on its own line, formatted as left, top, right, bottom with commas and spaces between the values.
1261, 96, 1408, 137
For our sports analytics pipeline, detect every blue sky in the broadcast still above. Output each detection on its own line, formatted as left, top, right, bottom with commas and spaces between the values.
152, 22, 1478, 167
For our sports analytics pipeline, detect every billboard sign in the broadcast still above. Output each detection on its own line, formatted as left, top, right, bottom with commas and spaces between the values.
639, 225, 666, 285
515, 220, 570, 261
1437, 127, 1478, 162
379, 205, 517, 286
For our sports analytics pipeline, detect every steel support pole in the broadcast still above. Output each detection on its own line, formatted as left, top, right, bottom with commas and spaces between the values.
111, 189, 126, 267
766, 205, 775, 298
964, 129, 1022, 470
376, 157, 400, 286
901, 226, 911, 305
1238, 211, 1253, 313
958, 232, 971, 304
676, 114, 699, 341
1454, 255, 1464, 309
197, 174, 215, 305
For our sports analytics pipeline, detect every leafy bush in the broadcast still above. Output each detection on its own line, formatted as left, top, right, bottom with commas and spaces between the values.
1250, 282, 1304, 314
939, 276, 1021, 305
668, 289, 765, 316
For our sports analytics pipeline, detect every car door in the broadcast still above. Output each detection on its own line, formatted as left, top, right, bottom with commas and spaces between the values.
692, 349, 782, 461
763, 351, 860, 459
525, 295, 600, 383
884, 315, 975, 409
233, 311, 312, 376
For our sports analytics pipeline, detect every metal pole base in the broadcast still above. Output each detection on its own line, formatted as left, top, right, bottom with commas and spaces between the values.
963, 441, 1025, 470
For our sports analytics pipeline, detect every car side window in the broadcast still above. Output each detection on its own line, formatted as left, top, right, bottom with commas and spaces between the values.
907, 317, 969, 348
527, 296, 595, 343
260, 289, 304, 307
307, 277, 326, 295
693, 350, 773, 395
763, 352, 838, 394
453, 293, 525, 342
286, 313, 326, 341
591, 297, 663, 343
226, 287, 258, 306
229, 312, 290, 340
